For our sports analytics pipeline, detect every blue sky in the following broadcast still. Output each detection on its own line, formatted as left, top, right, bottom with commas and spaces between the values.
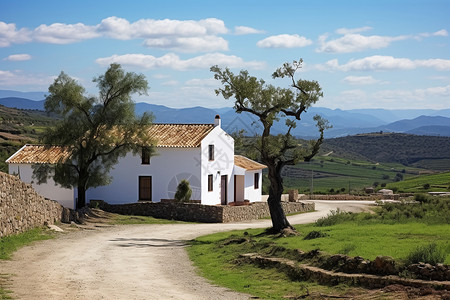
1, 0, 449, 109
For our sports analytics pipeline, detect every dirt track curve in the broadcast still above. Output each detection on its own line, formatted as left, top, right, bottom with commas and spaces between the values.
0, 200, 372, 299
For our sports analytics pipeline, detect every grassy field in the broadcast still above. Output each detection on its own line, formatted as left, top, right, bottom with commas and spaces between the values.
386, 171, 450, 193
274, 155, 428, 194
188, 198, 450, 299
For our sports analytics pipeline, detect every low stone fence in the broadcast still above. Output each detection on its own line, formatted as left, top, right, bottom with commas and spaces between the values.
298, 194, 400, 201
91, 200, 315, 223
0, 171, 63, 237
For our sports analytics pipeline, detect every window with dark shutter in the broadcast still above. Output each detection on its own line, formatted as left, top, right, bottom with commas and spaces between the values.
254, 172, 259, 189
208, 174, 213, 191
208, 145, 214, 161
142, 147, 150, 165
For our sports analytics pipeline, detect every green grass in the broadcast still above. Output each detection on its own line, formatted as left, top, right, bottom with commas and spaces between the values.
0, 227, 55, 299
109, 214, 191, 225
278, 156, 426, 194
0, 227, 54, 260
188, 200, 450, 299
386, 172, 450, 193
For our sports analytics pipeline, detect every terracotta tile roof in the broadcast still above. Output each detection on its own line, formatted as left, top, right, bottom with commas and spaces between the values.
234, 155, 267, 170
6, 145, 72, 164
6, 124, 216, 164
149, 124, 215, 148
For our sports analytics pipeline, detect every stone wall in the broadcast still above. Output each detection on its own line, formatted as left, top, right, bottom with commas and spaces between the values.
0, 171, 63, 237
91, 200, 315, 223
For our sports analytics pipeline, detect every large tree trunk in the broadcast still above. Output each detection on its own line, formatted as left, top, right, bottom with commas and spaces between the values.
266, 164, 293, 233
76, 186, 86, 209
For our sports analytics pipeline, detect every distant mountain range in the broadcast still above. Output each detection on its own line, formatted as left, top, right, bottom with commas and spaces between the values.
1, 89, 449, 138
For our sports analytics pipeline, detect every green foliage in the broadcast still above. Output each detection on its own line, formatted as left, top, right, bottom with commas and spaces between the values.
35, 64, 155, 208
315, 209, 355, 227
303, 230, 328, 240
406, 243, 445, 265
174, 179, 192, 202
414, 193, 432, 203
211, 60, 330, 231
0, 227, 54, 260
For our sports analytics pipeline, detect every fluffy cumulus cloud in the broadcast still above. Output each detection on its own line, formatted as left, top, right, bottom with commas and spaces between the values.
234, 26, 264, 35
96, 53, 265, 70
33, 23, 100, 44
0, 22, 32, 47
320, 56, 450, 71
317, 33, 408, 53
4, 54, 32, 61
0, 17, 229, 52
256, 34, 312, 48
374, 85, 450, 102
317, 27, 448, 53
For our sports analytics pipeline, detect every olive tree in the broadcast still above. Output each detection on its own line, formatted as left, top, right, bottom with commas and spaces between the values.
211, 59, 330, 233
34, 64, 155, 209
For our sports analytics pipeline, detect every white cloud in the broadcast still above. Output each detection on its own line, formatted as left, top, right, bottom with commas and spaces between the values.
318, 28, 448, 53
374, 85, 450, 102
234, 26, 264, 35
34, 22, 100, 44
4, 54, 32, 61
319, 56, 450, 71
98, 16, 227, 39
317, 33, 408, 53
0, 22, 32, 47
335, 26, 372, 35
418, 29, 448, 38
96, 53, 265, 70
160, 80, 179, 86
256, 34, 312, 48
143, 35, 228, 52
343, 76, 380, 85
0, 17, 229, 53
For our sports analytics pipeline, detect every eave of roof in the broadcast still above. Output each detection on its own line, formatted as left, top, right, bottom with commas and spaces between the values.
234, 155, 267, 171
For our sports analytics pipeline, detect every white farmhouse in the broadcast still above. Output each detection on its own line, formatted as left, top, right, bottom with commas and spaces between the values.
6, 115, 266, 209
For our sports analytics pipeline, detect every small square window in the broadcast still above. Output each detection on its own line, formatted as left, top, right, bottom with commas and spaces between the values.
208, 174, 213, 191
142, 147, 150, 165
208, 145, 214, 161
254, 173, 259, 189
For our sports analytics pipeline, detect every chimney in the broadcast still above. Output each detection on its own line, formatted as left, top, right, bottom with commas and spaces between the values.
214, 114, 221, 127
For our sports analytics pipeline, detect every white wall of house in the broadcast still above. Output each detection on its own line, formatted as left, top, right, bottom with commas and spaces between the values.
8, 163, 76, 209
200, 126, 235, 205
244, 170, 263, 202
86, 147, 201, 204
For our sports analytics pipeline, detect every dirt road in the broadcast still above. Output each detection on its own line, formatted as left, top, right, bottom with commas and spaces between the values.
0, 200, 373, 299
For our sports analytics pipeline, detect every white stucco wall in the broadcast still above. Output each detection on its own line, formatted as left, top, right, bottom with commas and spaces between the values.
244, 169, 263, 202
8, 164, 76, 209
200, 126, 235, 205
86, 147, 201, 204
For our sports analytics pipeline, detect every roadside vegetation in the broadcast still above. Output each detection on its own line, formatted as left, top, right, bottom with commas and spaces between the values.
0, 227, 55, 299
188, 196, 450, 299
0, 227, 55, 260
108, 214, 190, 225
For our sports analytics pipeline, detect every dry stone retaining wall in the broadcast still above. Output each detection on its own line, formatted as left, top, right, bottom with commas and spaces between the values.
0, 171, 63, 237
91, 200, 315, 223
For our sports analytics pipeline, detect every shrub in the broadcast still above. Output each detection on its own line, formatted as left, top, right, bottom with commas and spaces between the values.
315, 209, 354, 227
423, 183, 431, 190
380, 183, 386, 187
174, 179, 192, 202
406, 243, 445, 265
414, 193, 431, 203
382, 174, 390, 180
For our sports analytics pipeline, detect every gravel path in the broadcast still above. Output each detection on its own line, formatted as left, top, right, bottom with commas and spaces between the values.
0, 200, 373, 299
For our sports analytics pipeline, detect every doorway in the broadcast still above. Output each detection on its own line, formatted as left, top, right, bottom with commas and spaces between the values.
139, 176, 152, 201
